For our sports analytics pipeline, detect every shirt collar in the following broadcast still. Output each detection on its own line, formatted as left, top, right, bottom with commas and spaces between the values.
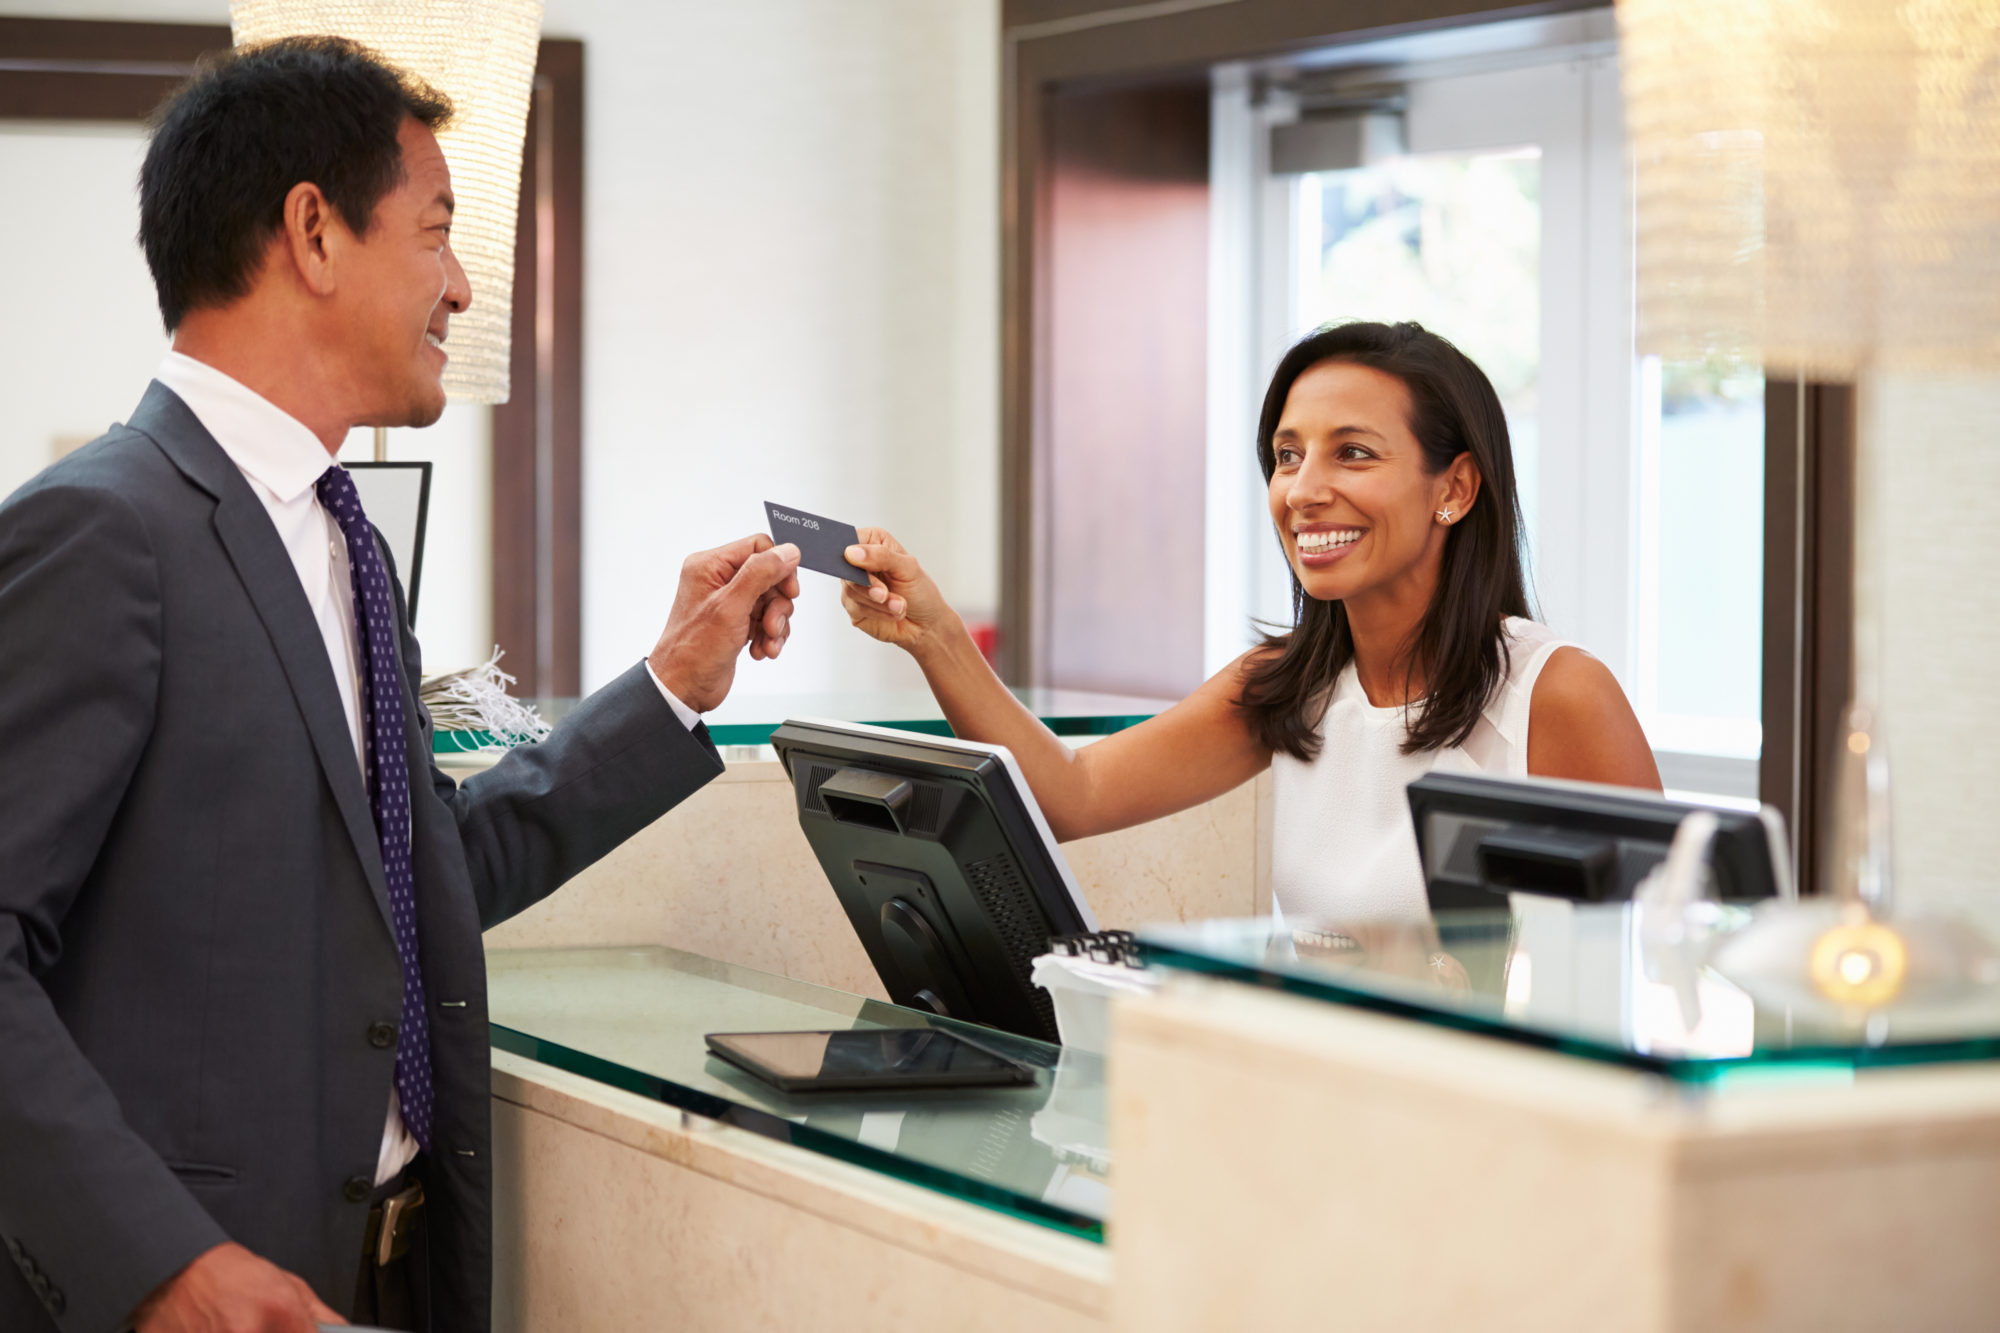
154, 350, 338, 504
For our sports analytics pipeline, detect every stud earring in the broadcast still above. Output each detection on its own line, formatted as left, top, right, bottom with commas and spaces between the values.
1435, 508, 1453, 525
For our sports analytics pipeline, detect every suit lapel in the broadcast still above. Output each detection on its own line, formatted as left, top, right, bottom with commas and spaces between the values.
130, 382, 397, 938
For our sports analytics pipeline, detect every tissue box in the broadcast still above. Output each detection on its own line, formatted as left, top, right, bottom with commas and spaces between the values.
1030, 952, 1161, 1054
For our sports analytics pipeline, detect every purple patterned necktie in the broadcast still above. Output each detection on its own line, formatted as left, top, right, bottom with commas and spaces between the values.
316, 465, 435, 1150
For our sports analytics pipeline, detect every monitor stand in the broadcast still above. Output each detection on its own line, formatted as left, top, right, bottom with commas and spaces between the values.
863, 864, 977, 1020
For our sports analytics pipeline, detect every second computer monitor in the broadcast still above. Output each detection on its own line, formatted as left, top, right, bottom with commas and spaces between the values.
1407, 771, 1793, 911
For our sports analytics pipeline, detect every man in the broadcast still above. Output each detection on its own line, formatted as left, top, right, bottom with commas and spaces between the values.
0, 36, 800, 1333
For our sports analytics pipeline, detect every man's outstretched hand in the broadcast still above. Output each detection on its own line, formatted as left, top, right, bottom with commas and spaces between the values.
648, 534, 802, 713
132, 1242, 344, 1333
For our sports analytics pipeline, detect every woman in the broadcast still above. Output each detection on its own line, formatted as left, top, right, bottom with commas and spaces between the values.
842, 321, 1660, 920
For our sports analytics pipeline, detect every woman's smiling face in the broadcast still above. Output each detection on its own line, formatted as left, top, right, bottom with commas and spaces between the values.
1267, 358, 1474, 608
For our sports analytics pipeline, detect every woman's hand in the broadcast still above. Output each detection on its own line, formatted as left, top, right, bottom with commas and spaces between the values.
840, 528, 961, 658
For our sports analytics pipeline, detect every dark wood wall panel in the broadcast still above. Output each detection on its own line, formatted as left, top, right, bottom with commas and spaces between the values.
1040, 85, 1209, 696
0, 18, 224, 120
491, 38, 584, 697
1761, 380, 1856, 894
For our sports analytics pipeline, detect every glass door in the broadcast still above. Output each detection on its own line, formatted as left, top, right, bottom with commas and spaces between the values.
1635, 354, 1765, 776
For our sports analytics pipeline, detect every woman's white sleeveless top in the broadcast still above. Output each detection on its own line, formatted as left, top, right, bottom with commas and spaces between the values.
1268, 617, 1571, 923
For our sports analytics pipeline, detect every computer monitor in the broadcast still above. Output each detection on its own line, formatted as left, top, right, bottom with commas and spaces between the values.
344, 461, 431, 621
770, 719, 1098, 1043
1406, 772, 1794, 912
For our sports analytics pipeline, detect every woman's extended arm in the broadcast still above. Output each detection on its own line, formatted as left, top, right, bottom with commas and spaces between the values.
1526, 647, 1663, 791
842, 531, 1271, 842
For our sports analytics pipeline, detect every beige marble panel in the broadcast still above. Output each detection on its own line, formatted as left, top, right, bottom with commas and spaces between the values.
482, 758, 1266, 996
1057, 770, 1266, 927
1109, 977, 2000, 1332
1110, 978, 1673, 1333
1667, 1069, 2000, 1331
1859, 374, 2000, 904
490, 1052, 1109, 1332
482, 760, 888, 996
1672, 1144, 2000, 1330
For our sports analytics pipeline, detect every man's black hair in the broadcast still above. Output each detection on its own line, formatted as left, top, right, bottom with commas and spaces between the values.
138, 35, 453, 332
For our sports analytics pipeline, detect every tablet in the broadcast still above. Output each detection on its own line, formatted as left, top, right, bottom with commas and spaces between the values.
705, 1028, 1038, 1094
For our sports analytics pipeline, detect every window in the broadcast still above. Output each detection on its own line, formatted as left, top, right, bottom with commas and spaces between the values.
1636, 355, 1765, 764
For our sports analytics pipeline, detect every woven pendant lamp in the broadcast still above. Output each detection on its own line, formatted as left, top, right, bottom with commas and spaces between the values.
1620, 0, 2000, 380
230, 0, 546, 406
1622, 0, 2000, 1008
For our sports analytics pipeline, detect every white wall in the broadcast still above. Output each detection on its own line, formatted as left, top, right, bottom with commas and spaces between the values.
338, 410, 492, 674
0, 0, 1003, 699
0, 114, 495, 670
542, 0, 999, 692
0, 122, 166, 481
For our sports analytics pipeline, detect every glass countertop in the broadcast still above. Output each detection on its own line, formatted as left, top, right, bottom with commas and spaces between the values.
439, 686, 1170, 752
485, 945, 1109, 1240
1139, 902, 2000, 1085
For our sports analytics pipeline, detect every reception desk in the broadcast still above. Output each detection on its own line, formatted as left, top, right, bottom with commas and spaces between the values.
466, 697, 2000, 1330
488, 920, 2000, 1331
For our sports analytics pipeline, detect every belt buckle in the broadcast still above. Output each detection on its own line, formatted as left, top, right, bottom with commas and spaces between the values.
372, 1182, 425, 1267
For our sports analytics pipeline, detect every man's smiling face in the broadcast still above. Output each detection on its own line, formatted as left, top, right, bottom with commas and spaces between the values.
335, 116, 469, 429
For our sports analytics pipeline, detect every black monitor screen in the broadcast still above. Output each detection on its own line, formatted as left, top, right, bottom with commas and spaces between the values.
1407, 771, 1793, 911
771, 720, 1098, 1043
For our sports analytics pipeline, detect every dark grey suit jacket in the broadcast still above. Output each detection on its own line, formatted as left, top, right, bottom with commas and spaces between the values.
0, 383, 724, 1333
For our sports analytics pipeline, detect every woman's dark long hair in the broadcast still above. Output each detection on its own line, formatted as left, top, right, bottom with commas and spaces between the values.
1237, 321, 1530, 760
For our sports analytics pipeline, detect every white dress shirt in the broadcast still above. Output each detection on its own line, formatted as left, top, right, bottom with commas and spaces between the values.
153, 352, 700, 1185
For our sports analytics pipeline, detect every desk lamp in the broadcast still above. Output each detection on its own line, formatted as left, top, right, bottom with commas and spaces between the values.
230, 0, 545, 457
1618, 0, 2000, 1019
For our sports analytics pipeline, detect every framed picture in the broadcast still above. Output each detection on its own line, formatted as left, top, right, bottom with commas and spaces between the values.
345, 461, 433, 623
